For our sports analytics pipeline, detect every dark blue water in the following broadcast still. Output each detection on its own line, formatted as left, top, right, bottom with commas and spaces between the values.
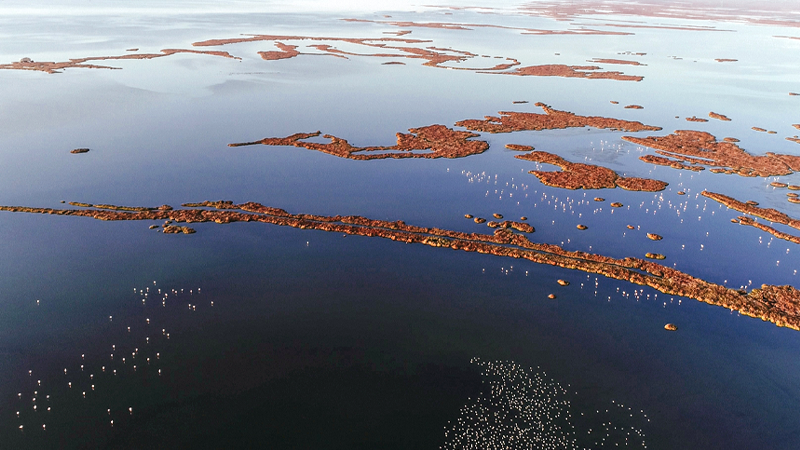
2, 212, 799, 449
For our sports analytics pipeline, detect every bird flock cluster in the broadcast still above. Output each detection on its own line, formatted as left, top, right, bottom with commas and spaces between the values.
12, 281, 206, 441
441, 358, 649, 449
460, 162, 796, 284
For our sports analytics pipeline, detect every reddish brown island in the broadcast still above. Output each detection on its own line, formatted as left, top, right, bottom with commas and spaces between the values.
341, 17, 633, 37
640, 154, 704, 171
702, 191, 800, 244
588, 58, 645, 66
456, 103, 661, 133
258, 42, 300, 60
194, 34, 521, 72
515, 150, 668, 191
0, 49, 241, 74
486, 64, 643, 81
624, 130, 800, 177
2, 30, 648, 81
231, 103, 662, 162
4, 200, 799, 331
709, 112, 731, 121
163, 225, 196, 234
229, 125, 488, 160
505, 144, 534, 151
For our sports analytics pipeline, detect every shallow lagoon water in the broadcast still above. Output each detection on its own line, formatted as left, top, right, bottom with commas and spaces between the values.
1, 2, 800, 449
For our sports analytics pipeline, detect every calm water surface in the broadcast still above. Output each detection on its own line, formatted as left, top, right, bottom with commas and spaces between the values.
1, 2, 799, 449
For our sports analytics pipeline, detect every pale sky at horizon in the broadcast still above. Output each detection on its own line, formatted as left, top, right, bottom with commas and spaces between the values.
0, 0, 796, 17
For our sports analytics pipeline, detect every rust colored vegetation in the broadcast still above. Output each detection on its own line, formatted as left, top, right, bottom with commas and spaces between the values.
709, 112, 731, 121
4, 200, 800, 330
515, 150, 668, 191
0, 49, 241, 74
486, 64, 643, 81
588, 58, 644, 66
624, 130, 800, 177
258, 42, 300, 60
702, 191, 800, 245
456, 103, 662, 134
229, 125, 488, 160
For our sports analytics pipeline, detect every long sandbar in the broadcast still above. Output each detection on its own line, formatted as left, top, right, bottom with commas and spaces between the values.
2, 200, 799, 331
0, 49, 241, 74
702, 190, 800, 233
